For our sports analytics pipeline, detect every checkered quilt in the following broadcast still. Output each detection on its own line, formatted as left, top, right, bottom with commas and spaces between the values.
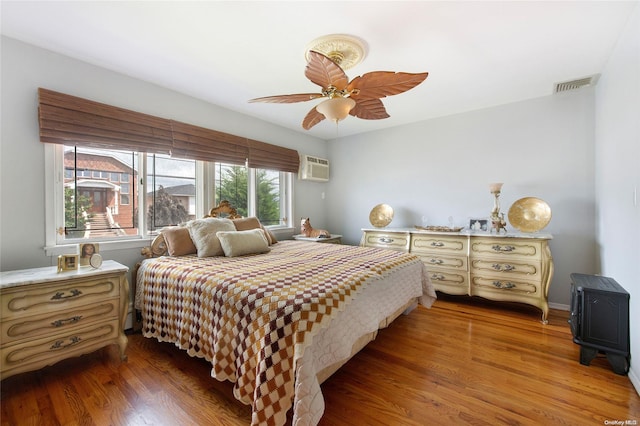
137, 240, 426, 426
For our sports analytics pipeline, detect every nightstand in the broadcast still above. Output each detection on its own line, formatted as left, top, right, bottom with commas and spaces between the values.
0, 260, 129, 380
293, 234, 342, 244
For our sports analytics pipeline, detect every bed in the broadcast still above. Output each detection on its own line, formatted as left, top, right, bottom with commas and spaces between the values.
135, 206, 436, 426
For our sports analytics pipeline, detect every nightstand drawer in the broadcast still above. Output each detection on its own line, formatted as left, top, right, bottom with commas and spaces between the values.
1, 320, 120, 377
1, 300, 118, 345
1, 276, 119, 320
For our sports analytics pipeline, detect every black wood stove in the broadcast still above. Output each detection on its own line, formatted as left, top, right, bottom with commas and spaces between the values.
569, 273, 630, 375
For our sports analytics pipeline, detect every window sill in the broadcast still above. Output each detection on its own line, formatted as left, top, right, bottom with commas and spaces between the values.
44, 238, 150, 257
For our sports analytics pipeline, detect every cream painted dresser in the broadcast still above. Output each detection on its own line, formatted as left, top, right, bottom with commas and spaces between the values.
361, 228, 553, 323
0, 260, 129, 380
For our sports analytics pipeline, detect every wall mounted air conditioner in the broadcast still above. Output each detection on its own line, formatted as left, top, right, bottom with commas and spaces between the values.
299, 155, 329, 182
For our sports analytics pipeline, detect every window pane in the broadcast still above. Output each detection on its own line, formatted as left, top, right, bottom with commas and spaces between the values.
63, 146, 138, 240
110, 172, 120, 181
147, 154, 196, 230
214, 163, 248, 217
256, 169, 281, 226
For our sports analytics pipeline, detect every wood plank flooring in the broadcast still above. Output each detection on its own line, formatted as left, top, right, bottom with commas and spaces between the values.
2, 294, 638, 425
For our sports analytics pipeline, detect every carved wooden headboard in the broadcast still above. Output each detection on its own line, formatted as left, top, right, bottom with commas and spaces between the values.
205, 200, 241, 219
141, 200, 241, 258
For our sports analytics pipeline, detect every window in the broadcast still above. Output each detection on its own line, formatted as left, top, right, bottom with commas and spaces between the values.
50, 145, 293, 246
213, 163, 288, 226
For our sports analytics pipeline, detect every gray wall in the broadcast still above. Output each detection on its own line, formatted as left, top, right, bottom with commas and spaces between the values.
594, 3, 639, 393
0, 36, 329, 278
326, 90, 596, 309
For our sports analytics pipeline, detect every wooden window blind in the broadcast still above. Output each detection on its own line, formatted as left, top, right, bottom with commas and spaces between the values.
248, 139, 300, 173
38, 88, 300, 173
170, 120, 248, 165
38, 88, 173, 154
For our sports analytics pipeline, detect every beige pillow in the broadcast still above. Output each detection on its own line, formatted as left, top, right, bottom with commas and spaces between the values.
162, 226, 197, 256
232, 216, 278, 245
217, 229, 270, 257
186, 218, 236, 257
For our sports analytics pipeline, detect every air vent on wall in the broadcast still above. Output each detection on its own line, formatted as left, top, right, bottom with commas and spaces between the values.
554, 74, 600, 93
299, 155, 329, 182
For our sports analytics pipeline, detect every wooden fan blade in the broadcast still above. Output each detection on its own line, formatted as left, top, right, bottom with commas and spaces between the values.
348, 71, 428, 100
350, 98, 390, 120
305, 51, 349, 91
249, 93, 325, 103
302, 106, 326, 130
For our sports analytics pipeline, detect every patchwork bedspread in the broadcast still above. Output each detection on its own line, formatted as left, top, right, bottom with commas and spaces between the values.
136, 240, 435, 426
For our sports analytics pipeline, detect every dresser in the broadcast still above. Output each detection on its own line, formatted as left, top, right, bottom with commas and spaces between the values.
361, 228, 553, 323
0, 260, 129, 380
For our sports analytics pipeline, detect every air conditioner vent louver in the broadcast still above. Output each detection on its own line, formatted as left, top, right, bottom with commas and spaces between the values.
299, 155, 329, 182
554, 74, 600, 93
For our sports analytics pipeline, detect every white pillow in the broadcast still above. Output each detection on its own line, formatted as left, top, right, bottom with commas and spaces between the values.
217, 229, 270, 257
186, 218, 236, 257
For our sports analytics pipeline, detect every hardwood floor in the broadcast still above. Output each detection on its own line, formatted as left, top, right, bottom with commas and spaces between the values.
2, 294, 638, 425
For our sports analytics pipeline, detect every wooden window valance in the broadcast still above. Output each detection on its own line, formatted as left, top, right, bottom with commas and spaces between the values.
38, 88, 299, 173
248, 139, 300, 174
38, 88, 174, 154
170, 120, 248, 166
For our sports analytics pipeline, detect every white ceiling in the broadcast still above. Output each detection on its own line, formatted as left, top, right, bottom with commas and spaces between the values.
2, 1, 637, 140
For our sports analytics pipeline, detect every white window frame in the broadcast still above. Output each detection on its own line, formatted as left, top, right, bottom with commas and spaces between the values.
45, 145, 294, 256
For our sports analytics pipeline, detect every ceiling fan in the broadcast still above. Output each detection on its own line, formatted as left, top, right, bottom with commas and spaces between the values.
249, 38, 428, 130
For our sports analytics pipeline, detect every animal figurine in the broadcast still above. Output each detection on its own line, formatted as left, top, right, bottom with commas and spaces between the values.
491, 213, 507, 234
301, 218, 331, 238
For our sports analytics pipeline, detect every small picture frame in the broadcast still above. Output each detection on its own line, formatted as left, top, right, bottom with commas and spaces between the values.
79, 243, 99, 267
469, 219, 489, 232
58, 254, 79, 272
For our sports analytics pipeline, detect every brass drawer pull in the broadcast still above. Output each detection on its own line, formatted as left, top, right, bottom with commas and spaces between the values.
431, 274, 446, 281
429, 258, 444, 265
430, 241, 444, 247
50, 336, 81, 350
492, 263, 515, 272
492, 245, 515, 252
51, 289, 82, 300
492, 281, 516, 289
378, 237, 394, 244
51, 315, 83, 327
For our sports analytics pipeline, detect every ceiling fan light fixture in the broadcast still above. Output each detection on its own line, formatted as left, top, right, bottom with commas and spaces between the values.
316, 97, 356, 123
305, 34, 367, 70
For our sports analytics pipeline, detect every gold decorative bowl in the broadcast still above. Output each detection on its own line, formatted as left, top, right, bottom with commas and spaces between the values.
508, 197, 551, 233
369, 204, 394, 228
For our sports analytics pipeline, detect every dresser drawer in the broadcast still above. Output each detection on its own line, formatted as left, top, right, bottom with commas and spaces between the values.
471, 275, 541, 297
428, 270, 469, 295
414, 253, 468, 271
470, 238, 543, 260
410, 234, 468, 255
1, 300, 118, 345
362, 231, 410, 252
1, 320, 120, 378
1, 275, 120, 320
470, 258, 542, 281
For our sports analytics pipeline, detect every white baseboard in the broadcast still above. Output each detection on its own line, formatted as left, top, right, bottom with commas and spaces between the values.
549, 302, 570, 311
628, 367, 640, 396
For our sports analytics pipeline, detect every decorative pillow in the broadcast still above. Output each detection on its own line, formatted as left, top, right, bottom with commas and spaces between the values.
186, 218, 236, 257
162, 226, 197, 256
232, 216, 278, 245
217, 229, 270, 257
